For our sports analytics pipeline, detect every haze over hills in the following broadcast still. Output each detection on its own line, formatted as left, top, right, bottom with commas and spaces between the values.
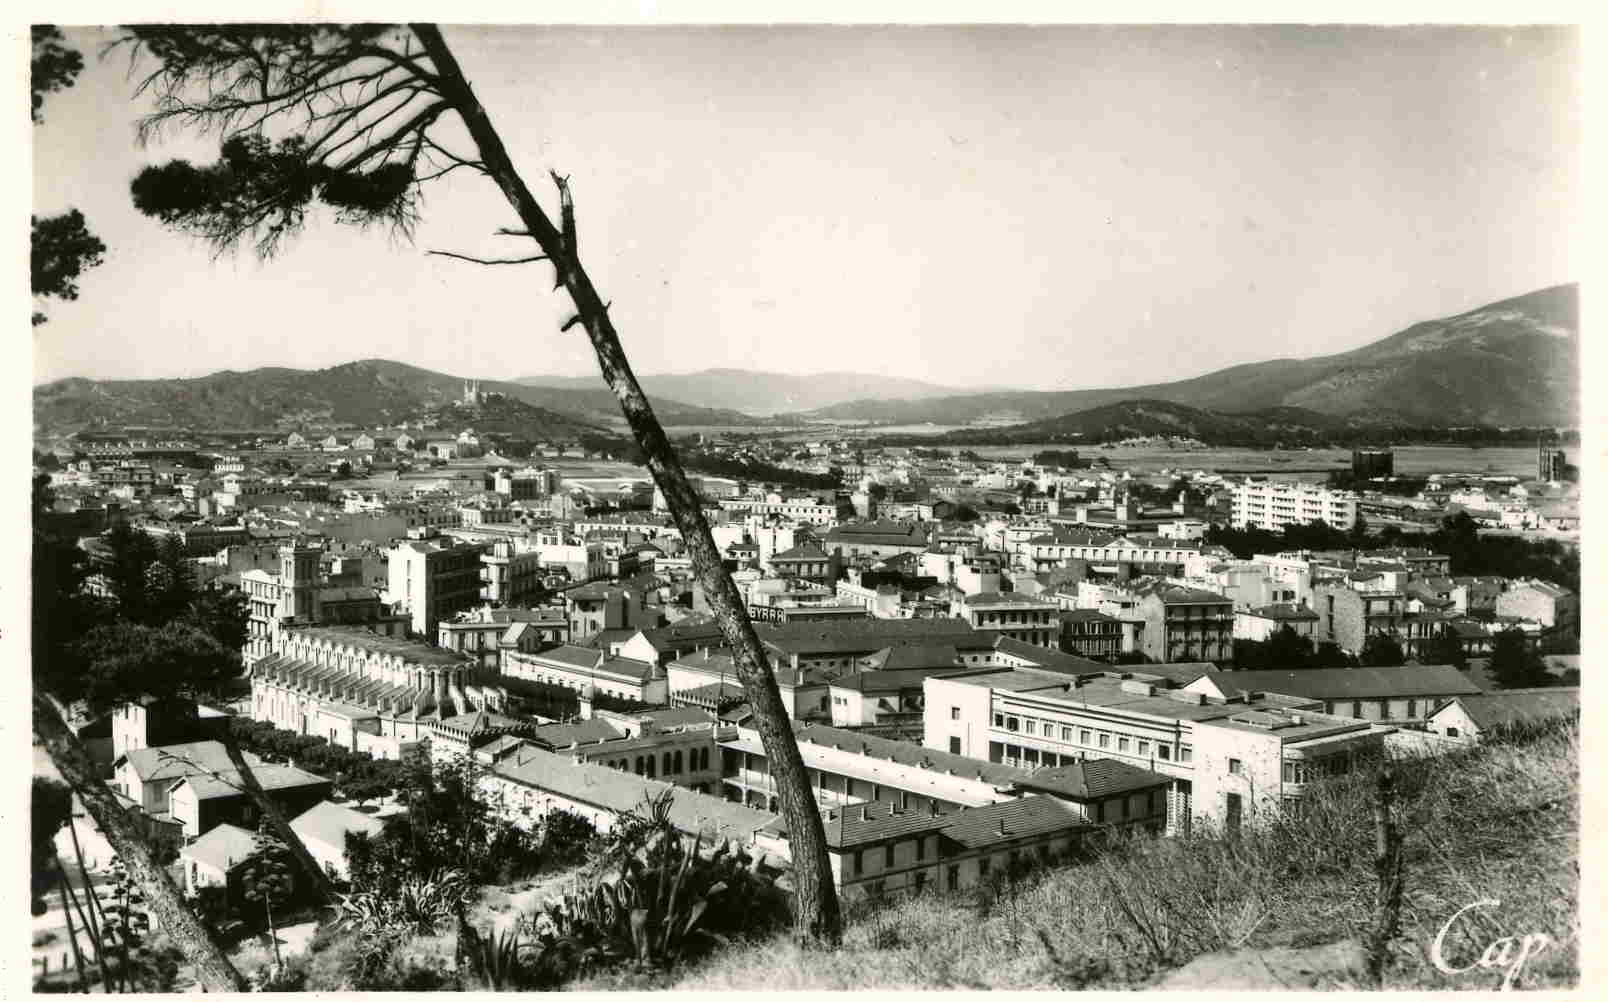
514, 369, 978, 416
805, 284, 1579, 428
31, 359, 768, 435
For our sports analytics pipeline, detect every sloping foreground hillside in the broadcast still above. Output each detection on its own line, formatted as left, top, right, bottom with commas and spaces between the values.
581, 725, 1578, 991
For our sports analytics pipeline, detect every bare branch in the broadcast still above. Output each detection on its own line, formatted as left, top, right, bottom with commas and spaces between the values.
426, 249, 548, 266
551, 170, 577, 257
560, 313, 585, 331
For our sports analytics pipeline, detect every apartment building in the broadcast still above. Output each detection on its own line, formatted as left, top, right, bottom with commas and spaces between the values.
1134, 585, 1234, 663
1312, 582, 1410, 656
387, 538, 490, 638
1231, 481, 1359, 532
952, 592, 1058, 648
503, 644, 667, 704
1191, 665, 1483, 726
926, 666, 1385, 833
718, 494, 841, 525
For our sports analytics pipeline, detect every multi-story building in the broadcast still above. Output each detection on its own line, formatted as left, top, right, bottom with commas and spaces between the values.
1494, 580, 1578, 631
1312, 582, 1409, 656
1057, 609, 1125, 659
478, 538, 546, 607
387, 538, 490, 638
438, 606, 569, 670
768, 541, 836, 584
241, 542, 400, 666
502, 645, 666, 704
927, 665, 1386, 833
1232, 603, 1320, 642
1351, 448, 1394, 480
1194, 664, 1483, 725
251, 624, 500, 759
952, 593, 1058, 648
563, 582, 648, 641
822, 520, 932, 560
1134, 585, 1234, 663
1231, 481, 1359, 532
718, 494, 841, 526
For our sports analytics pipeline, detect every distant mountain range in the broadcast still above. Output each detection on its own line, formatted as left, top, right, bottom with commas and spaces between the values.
31, 359, 767, 437
513, 369, 974, 416
35, 284, 1576, 440
805, 284, 1578, 428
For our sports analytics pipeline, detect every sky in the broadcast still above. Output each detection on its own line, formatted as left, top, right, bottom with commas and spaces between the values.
31, 24, 1580, 392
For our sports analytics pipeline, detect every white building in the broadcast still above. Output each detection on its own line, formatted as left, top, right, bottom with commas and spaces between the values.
1232, 481, 1359, 532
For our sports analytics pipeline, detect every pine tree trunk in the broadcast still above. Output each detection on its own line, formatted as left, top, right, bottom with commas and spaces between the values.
218, 728, 336, 905
33, 693, 247, 991
411, 23, 843, 945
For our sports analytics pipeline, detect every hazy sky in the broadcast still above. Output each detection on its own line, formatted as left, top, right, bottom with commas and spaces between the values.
32, 24, 1579, 391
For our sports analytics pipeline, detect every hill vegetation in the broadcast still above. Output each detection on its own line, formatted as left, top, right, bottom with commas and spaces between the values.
807, 284, 1578, 428
574, 725, 1578, 992
31, 359, 771, 435
516, 368, 972, 416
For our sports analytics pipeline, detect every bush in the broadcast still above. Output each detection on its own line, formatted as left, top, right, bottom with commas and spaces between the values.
530, 792, 789, 980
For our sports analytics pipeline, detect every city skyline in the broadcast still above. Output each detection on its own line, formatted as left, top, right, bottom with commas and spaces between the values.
33, 25, 1578, 390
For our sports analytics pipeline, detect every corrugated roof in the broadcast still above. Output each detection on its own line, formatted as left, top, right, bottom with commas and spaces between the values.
1207, 664, 1483, 701
1438, 688, 1579, 731
1013, 758, 1172, 800
119, 741, 261, 783
173, 764, 330, 801
493, 747, 775, 844
939, 795, 1091, 849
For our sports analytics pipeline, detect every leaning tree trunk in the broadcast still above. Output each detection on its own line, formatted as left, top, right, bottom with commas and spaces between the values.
33, 693, 247, 992
412, 23, 842, 945
217, 727, 337, 905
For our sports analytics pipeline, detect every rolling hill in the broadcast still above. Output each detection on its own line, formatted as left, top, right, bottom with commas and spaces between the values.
900, 399, 1365, 447
31, 359, 768, 436
514, 368, 974, 416
806, 284, 1578, 427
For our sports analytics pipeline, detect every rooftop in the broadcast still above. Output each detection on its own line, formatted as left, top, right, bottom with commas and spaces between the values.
1203, 664, 1484, 702
938, 795, 1091, 849
180, 823, 265, 874
1437, 687, 1579, 731
288, 624, 471, 666
1013, 758, 1172, 800
289, 799, 385, 849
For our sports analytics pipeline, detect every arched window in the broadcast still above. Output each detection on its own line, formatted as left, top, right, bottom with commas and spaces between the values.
634, 756, 644, 775
673, 750, 683, 774
662, 752, 673, 775
646, 757, 656, 778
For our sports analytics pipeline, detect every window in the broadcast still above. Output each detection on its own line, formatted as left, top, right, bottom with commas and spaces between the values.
1228, 758, 1244, 776
1024, 720, 1036, 735
949, 736, 962, 755
1061, 726, 1074, 741
1282, 761, 1294, 783
884, 845, 895, 868
1098, 732, 1111, 749
1079, 728, 1092, 745
1137, 740, 1150, 756
1179, 745, 1193, 763
1118, 736, 1131, 753
853, 851, 863, 876
947, 865, 960, 891
951, 707, 961, 720
916, 836, 927, 862
1446, 726, 1460, 738
993, 712, 1005, 727
1406, 699, 1417, 718
1379, 701, 1391, 721
988, 741, 1004, 763
1005, 716, 1020, 733
978, 857, 990, 877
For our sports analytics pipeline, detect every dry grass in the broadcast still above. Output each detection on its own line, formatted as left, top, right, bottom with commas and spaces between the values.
576, 724, 1579, 992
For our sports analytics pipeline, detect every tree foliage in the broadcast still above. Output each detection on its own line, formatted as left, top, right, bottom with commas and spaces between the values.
32, 28, 105, 326
31, 210, 107, 325
1358, 633, 1407, 668
31, 26, 84, 122
1487, 629, 1551, 690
